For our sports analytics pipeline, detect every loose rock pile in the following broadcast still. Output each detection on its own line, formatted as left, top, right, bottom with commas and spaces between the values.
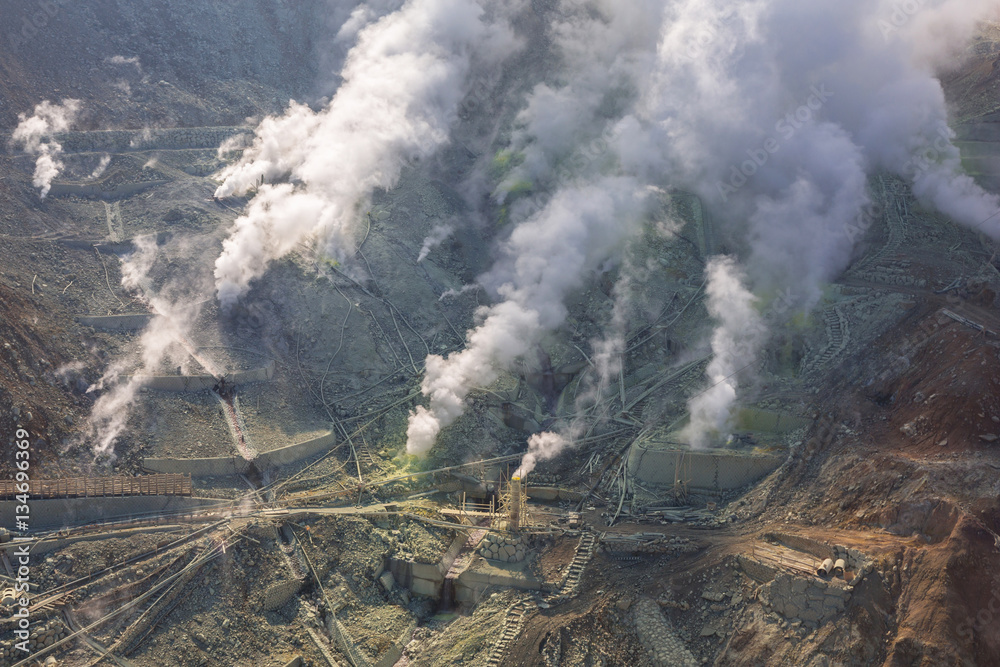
598, 532, 699, 557
479, 533, 527, 563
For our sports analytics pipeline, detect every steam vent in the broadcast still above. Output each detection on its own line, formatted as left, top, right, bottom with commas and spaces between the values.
1, 2, 1000, 665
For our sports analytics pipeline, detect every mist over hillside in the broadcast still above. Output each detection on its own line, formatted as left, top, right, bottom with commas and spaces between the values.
1, 2, 1000, 666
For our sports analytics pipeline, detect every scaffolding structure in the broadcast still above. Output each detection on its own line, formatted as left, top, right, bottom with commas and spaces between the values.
454, 493, 497, 525
499, 474, 529, 531
440, 473, 530, 531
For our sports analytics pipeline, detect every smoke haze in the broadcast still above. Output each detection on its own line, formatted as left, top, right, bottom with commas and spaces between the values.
212, 0, 521, 306
404, 0, 1000, 455
406, 178, 651, 455
53, 0, 993, 461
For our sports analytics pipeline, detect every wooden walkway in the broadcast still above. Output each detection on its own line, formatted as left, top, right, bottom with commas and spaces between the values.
0, 474, 192, 500
747, 542, 821, 577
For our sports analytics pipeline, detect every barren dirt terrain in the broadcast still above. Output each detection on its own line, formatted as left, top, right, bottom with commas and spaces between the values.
0, 4, 999, 667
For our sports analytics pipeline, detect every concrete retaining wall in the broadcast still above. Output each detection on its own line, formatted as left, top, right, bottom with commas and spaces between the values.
263, 431, 335, 467
143, 454, 251, 477
526, 486, 584, 502
0, 496, 224, 530
735, 554, 778, 584
390, 532, 466, 600
626, 444, 786, 493
49, 179, 168, 200
127, 360, 275, 392
143, 431, 335, 476
373, 622, 417, 667
454, 569, 553, 603
49, 127, 250, 153
734, 408, 812, 433
128, 374, 218, 392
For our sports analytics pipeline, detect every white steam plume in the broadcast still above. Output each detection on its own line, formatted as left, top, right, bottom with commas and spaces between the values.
10, 99, 81, 199
406, 178, 649, 455
88, 154, 111, 180
408, 1, 665, 458
86, 236, 213, 457
516, 431, 569, 478
679, 257, 764, 448
610, 0, 999, 443
494, 0, 662, 202
515, 208, 686, 473
418, 223, 455, 262
212, 0, 520, 306
481, 0, 998, 458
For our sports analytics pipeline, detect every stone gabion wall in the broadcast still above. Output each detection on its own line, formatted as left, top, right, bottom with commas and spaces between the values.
633, 598, 698, 667
0, 617, 68, 666
834, 546, 873, 575
760, 573, 851, 626
262, 579, 303, 612
478, 532, 527, 563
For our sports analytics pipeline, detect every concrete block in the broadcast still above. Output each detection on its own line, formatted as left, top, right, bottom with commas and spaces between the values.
411, 562, 444, 581
800, 608, 821, 624
459, 571, 490, 587
824, 586, 846, 601
455, 584, 484, 603
410, 578, 440, 598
